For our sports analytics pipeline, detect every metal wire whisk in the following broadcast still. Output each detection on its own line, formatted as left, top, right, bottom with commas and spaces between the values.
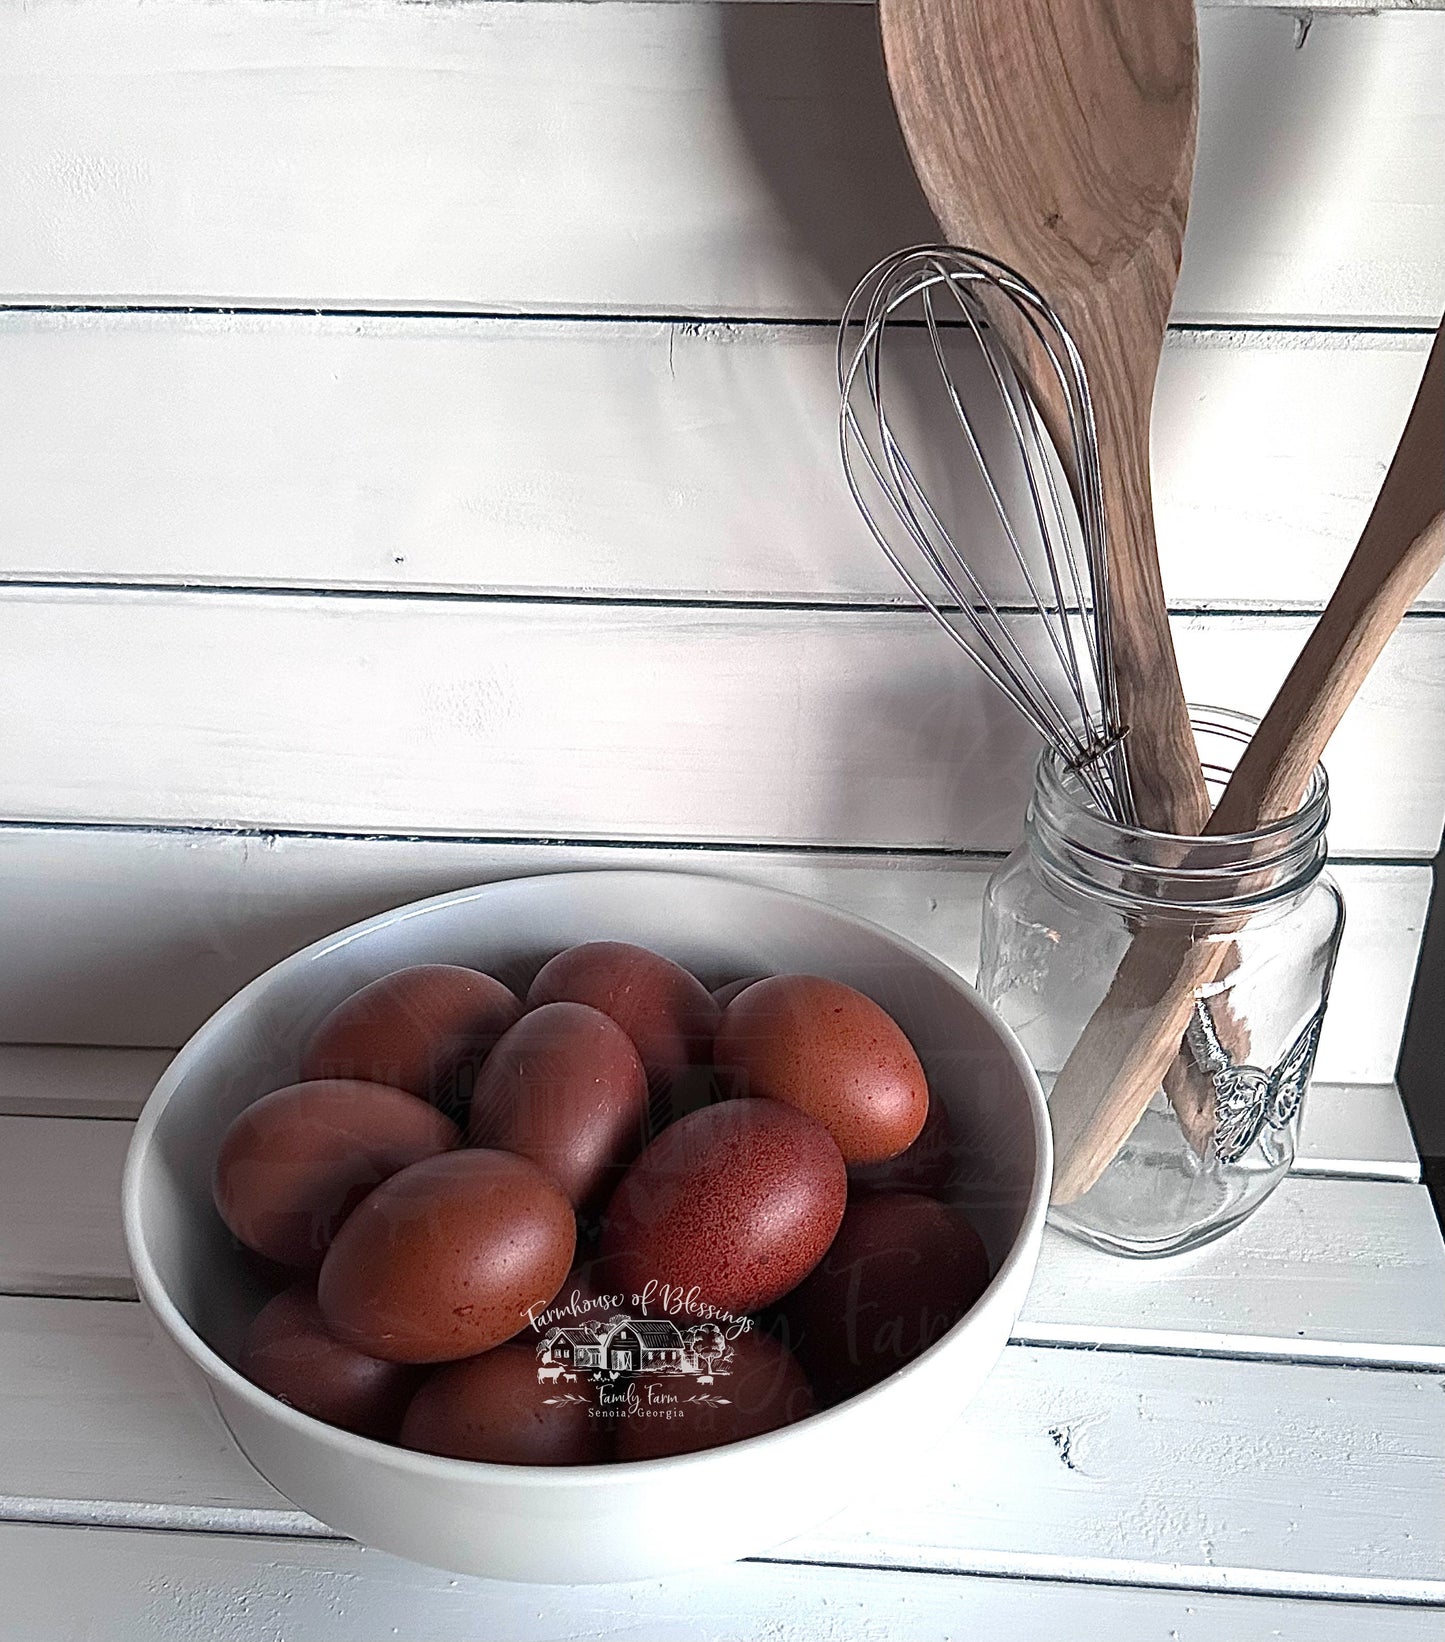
838, 244, 1134, 823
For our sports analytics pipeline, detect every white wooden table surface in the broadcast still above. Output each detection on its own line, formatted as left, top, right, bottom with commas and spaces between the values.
3, 0, 1444, 1634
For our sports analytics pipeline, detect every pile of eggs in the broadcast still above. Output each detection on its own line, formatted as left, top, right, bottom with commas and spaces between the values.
213, 942, 992, 1466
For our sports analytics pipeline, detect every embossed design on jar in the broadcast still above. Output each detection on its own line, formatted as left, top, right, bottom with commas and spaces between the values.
1190, 1005, 1327, 1165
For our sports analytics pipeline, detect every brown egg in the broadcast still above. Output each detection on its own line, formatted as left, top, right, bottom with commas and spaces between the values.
302, 965, 523, 1113
239, 1282, 418, 1439
468, 1002, 649, 1214
711, 976, 767, 1010
778, 1192, 991, 1405
527, 943, 719, 1090
400, 1344, 610, 1466
847, 1092, 957, 1196
615, 1325, 815, 1461
212, 1080, 459, 1270
714, 975, 928, 1165
600, 1098, 846, 1315
317, 1150, 576, 1363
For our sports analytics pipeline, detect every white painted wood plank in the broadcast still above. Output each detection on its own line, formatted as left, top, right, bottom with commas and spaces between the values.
0, 6, 1440, 323
1294, 1084, 1422, 1181
1016, 1181, 1445, 1365
2, 1523, 1439, 1642
1, 591, 1440, 856
0, 831, 1424, 1086
1, 1299, 1439, 1597
0, 1119, 131, 1301
3, 1105, 1437, 1357
3, 316, 1434, 612
0, 1045, 172, 1119
0, 1047, 1414, 1179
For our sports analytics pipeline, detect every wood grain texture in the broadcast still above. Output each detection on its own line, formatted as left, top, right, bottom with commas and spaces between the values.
1049, 327, 1444, 1202
0, 1298, 1439, 1597
0, 592, 1441, 855
1, 317, 1436, 609
880, 0, 1208, 832
3, 1106, 1437, 1357
5, 1523, 1441, 1642
0, 830, 1426, 1084
0, 5, 1441, 322
2, 1523, 1441, 1642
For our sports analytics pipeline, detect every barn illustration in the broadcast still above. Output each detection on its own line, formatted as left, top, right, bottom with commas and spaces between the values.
537, 1316, 699, 1377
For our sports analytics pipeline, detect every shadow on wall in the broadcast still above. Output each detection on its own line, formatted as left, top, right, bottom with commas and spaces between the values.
718, 4, 936, 317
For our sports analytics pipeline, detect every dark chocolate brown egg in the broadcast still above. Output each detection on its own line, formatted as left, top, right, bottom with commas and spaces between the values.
615, 1325, 814, 1461
711, 976, 767, 1010
847, 1092, 957, 1196
317, 1150, 575, 1363
778, 1192, 991, 1405
600, 1098, 846, 1315
714, 975, 928, 1165
240, 1282, 418, 1439
527, 942, 719, 1089
468, 1002, 649, 1214
400, 1344, 609, 1465
302, 965, 523, 1114
212, 1079, 459, 1270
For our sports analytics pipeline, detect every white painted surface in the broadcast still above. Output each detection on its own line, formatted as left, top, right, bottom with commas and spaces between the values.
0, 1045, 173, 1119
0, 832, 1425, 1085
1, 6, 1442, 322
0, 316, 1435, 610
3, 0, 1442, 1626
0, 1044, 1415, 1177
6, 1108, 1434, 1359
2, 1522, 1440, 1642
2, 592, 1441, 855
0, 1298, 1439, 1599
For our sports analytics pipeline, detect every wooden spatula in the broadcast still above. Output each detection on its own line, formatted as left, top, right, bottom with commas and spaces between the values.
878, 0, 1208, 836
1049, 321, 1445, 1203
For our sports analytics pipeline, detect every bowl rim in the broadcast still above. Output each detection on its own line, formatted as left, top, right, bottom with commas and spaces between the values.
122, 867, 1052, 1487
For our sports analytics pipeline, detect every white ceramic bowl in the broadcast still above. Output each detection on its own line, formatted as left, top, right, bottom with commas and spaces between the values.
123, 870, 1050, 1584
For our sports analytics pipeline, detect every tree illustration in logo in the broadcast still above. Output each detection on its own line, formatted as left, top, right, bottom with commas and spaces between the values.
687, 1322, 729, 1382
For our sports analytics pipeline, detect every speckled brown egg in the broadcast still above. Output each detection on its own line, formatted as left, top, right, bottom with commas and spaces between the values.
212, 1079, 459, 1270
847, 1092, 958, 1196
714, 975, 928, 1165
317, 1150, 575, 1363
301, 965, 523, 1115
239, 1282, 419, 1439
400, 1344, 610, 1465
526, 943, 719, 1090
467, 1002, 649, 1215
600, 1098, 846, 1315
777, 1192, 991, 1405
615, 1325, 815, 1461
711, 976, 768, 1010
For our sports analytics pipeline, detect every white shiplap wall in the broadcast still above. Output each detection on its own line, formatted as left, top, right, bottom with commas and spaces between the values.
1, 3, 1444, 1632
0, 2, 1441, 1055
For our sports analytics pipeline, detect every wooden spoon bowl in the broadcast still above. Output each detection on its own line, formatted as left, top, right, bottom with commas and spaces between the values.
879, 0, 1207, 833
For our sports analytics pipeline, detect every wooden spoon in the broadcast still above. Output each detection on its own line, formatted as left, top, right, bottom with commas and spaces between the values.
1049, 321, 1445, 1203
878, 0, 1209, 835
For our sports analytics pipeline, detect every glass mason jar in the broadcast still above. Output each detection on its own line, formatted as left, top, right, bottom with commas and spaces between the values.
978, 707, 1345, 1257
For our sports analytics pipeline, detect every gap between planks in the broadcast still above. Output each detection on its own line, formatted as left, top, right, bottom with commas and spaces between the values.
1, 1522, 1441, 1642
0, 1302, 1439, 1603
1, 1098, 1438, 1365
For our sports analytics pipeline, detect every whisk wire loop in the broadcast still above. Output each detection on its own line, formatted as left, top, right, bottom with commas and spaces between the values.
839, 245, 1133, 822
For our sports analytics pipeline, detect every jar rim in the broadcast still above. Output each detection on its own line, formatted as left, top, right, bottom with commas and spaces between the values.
1034, 704, 1330, 854
1026, 705, 1331, 915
